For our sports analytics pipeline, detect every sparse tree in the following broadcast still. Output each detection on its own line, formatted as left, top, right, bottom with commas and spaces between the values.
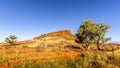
76, 20, 111, 50
5, 35, 17, 46
95, 23, 111, 50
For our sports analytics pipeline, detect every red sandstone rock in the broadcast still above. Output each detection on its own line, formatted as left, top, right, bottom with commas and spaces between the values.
33, 30, 75, 40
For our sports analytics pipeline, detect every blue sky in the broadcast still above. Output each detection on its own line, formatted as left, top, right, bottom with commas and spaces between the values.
0, 0, 120, 42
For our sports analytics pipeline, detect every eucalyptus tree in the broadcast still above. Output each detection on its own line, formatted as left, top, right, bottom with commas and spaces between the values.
76, 20, 111, 50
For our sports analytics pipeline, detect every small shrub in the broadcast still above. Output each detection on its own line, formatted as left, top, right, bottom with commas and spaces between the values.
5, 35, 17, 46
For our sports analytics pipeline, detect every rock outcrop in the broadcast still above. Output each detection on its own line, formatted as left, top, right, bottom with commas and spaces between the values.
44, 30, 73, 37
33, 30, 75, 40
19, 30, 76, 47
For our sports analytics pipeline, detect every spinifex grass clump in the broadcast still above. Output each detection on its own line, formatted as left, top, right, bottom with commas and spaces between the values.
0, 51, 9, 64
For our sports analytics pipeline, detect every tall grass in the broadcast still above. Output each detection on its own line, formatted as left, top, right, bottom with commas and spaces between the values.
10, 50, 120, 68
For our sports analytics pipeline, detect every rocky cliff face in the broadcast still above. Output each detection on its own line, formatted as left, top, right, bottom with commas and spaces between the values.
44, 30, 73, 37
33, 30, 75, 40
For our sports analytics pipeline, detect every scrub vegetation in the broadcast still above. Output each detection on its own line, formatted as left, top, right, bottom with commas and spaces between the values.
0, 20, 120, 68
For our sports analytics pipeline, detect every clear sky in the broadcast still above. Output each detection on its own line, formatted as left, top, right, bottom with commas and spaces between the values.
0, 0, 120, 42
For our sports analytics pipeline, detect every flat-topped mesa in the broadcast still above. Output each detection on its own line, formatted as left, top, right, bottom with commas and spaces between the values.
33, 30, 75, 40
44, 30, 72, 37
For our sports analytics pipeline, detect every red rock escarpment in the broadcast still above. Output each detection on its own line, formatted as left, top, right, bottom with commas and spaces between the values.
33, 30, 75, 40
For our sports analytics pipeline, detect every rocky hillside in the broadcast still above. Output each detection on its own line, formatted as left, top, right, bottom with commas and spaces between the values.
18, 30, 77, 47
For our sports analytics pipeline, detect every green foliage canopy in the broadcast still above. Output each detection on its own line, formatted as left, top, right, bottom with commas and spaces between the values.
5, 35, 17, 46
76, 20, 111, 49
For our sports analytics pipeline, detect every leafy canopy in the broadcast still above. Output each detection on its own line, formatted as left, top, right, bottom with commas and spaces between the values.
5, 35, 17, 46
76, 20, 111, 49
